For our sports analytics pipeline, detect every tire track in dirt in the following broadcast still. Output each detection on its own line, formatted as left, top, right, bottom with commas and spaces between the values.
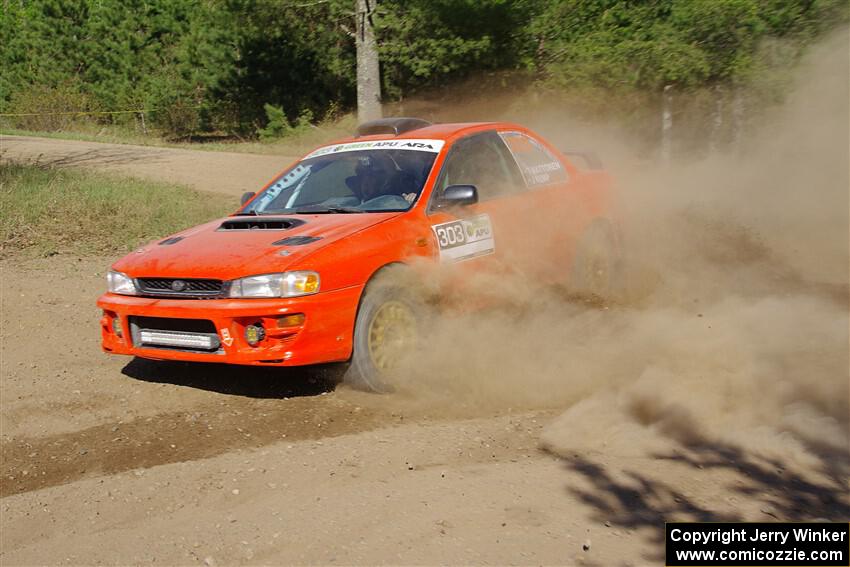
0, 395, 389, 497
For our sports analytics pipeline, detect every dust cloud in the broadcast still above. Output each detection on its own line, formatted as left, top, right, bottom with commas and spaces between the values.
380, 29, 849, 473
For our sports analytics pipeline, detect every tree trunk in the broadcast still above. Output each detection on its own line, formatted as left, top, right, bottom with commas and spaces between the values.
356, 0, 382, 122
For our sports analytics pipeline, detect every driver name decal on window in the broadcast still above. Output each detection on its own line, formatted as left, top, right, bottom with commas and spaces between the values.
524, 161, 563, 185
431, 214, 495, 263
304, 139, 445, 160
499, 131, 568, 187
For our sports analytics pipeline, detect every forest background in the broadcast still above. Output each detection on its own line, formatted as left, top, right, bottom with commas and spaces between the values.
1, 0, 846, 151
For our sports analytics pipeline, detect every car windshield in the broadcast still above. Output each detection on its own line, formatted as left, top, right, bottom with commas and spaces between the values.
242, 140, 443, 215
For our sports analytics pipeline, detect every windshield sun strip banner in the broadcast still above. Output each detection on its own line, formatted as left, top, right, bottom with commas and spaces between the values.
303, 139, 445, 160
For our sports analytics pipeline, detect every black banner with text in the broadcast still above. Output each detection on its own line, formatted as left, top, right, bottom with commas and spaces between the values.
666, 522, 849, 566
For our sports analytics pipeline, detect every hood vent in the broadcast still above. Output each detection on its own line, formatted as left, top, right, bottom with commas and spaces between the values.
218, 218, 306, 231
159, 236, 184, 245
272, 235, 322, 246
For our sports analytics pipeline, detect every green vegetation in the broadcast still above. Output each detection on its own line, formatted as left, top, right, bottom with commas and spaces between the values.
530, 0, 844, 90
0, 0, 846, 139
258, 106, 315, 142
0, 163, 232, 257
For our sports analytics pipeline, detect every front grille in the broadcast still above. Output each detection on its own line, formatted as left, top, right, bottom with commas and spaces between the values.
136, 278, 224, 298
129, 316, 221, 353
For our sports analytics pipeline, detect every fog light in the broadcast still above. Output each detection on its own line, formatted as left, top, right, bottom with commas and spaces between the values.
245, 324, 265, 346
112, 316, 123, 337
277, 313, 306, 328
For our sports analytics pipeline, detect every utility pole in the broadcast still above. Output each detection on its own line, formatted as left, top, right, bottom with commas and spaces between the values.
660, 84, 673, 164
355, 0, 382, 122
710, 84, 723, 153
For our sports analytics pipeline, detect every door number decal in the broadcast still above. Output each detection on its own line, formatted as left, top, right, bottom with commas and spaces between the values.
431, 214, 495, 263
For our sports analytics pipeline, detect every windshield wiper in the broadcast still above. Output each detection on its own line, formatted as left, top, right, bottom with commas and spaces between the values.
294, 206, 364, 214
231, 210, 259, 216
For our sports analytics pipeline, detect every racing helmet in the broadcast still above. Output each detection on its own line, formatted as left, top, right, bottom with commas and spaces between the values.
347, 154, 396, 200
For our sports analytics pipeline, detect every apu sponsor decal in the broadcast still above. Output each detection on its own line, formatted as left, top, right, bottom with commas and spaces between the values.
303, 139, 445, 160
431, 214, 495, 263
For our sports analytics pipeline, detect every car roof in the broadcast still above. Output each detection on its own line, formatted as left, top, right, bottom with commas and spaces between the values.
331, 121, 528, 145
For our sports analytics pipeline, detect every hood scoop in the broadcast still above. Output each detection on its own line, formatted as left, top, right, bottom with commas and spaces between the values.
218, 217, 306, 231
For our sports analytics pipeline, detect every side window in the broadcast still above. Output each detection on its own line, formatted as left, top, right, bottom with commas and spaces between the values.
499, 131, 569, 188
434, 131, 525, 204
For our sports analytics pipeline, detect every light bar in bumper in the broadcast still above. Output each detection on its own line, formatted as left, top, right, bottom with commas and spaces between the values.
138, 330, 220, 351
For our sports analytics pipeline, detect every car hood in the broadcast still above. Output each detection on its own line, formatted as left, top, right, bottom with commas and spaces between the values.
113, 213, 399, 280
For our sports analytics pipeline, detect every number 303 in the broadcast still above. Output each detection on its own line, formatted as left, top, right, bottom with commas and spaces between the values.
437, 224, 465, 247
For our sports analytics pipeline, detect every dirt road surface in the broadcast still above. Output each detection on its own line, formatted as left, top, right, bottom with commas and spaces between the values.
1, 136, 847, 565
0, 135, 296, 196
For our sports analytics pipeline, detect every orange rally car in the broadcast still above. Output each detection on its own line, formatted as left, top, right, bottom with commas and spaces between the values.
98, 118, 618, 391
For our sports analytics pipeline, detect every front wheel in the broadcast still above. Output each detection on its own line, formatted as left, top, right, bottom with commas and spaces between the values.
344, 276, 422, 393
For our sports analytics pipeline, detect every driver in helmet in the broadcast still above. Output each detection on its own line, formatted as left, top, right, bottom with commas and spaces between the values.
346, 155, 393, 203
345, 155, 417, 208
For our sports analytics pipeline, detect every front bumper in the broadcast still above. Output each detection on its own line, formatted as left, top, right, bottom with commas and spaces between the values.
97, 285, 362, 366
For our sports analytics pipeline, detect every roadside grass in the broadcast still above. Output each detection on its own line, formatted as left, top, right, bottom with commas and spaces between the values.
0, 123, 156, 147
0, 162, 233, 257
0, 114, 353, 156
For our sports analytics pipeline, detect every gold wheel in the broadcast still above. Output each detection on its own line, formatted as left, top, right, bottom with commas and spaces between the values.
367, 300, 416, 371
576, 228, 613, 297
586, 242, 611, 292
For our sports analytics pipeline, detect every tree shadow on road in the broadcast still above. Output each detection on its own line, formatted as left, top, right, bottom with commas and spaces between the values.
122, 357, 340, 399
654, 438, 850, 520
554, 435, 849, 563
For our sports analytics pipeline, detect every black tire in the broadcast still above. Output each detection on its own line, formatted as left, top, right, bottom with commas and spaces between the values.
571, 222, 621, 300
343, 272, 423, 393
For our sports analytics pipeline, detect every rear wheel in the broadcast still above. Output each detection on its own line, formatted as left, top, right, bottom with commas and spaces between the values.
572, 223, 619, 300
344, 275, 422, 393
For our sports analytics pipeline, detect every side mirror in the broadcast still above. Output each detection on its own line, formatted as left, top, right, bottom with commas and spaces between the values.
240, 191, 256, 206
435, 184, 478, 208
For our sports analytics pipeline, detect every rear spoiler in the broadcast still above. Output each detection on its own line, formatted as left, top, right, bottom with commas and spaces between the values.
561, 150, 602, 170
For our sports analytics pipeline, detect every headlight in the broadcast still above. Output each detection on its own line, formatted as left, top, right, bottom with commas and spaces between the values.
228, 271, 320, 298
107, 270, 137, 295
